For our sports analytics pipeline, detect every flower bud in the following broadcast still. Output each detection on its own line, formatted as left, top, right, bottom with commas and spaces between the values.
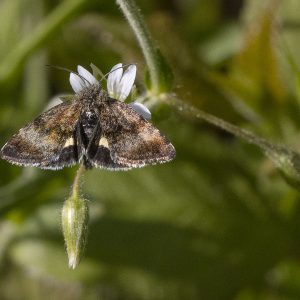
62, 196, 89, 269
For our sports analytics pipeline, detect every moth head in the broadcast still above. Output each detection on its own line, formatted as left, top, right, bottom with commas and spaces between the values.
69, 63, 151, 119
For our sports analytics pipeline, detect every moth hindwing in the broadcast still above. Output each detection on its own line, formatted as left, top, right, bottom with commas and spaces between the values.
0, 85, 176, 170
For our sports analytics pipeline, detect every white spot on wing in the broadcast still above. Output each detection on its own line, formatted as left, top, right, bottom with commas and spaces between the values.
64, 137, 74, 148
99, 137, 109, 148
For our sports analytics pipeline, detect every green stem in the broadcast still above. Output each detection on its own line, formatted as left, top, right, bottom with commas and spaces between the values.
72, 164, 86, 199
116, 0, 161, 93
163, 94, 277, 152
164, 94, 300, 185
0, 0, 86, 85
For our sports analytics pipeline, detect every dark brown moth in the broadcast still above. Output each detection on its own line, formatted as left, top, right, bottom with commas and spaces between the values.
0, 80, 175, 170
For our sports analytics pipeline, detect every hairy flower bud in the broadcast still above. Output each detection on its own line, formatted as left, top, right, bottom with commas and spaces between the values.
62, 196, 89, 269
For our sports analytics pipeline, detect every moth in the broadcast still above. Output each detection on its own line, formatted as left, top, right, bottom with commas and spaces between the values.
0, 64, 175, 170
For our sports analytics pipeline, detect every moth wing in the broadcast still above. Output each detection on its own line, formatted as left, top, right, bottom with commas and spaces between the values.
0, 101, 82, 169
87, 99, 175, 169
86, 122, 133, 170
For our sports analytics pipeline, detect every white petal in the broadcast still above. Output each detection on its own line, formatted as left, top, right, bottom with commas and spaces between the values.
69, 73, 86, 93
43, 96, 63, 111
107, 63, 123, 97
129, 102, 151, 119
77, 65, 98, 85
118, 65, 136, 101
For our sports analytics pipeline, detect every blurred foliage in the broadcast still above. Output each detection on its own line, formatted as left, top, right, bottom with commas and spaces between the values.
2, 0, 300, 299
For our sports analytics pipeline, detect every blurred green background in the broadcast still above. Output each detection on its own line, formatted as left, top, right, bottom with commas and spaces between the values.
2, 0, 300, 299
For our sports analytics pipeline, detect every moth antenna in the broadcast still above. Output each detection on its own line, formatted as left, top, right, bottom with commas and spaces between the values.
99, 63, 137, 83
46, 65, 92, 85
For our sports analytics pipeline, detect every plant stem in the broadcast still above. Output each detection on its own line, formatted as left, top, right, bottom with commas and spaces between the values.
163, 94, 276, 152
72, 164, 86, 199
116, 0, 160, 93
165, 94, 300, 184
0, 0, 86, 85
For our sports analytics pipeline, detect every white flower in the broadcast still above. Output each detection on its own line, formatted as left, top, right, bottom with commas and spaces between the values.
107, 63, 151, 119
128, 102, 151, 120
69, 65, 98, 93
107, 63, 136, 102
69, 63, 151, 119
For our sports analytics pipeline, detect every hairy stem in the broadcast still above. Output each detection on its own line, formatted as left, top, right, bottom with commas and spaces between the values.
71, 164, 86, 199
165, 94, 300, 185
163, 94, 279, 153
116, 0, 161, 93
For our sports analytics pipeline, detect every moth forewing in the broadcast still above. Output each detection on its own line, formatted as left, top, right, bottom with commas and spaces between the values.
0, 101, 82, 169
94, 99, 176, 168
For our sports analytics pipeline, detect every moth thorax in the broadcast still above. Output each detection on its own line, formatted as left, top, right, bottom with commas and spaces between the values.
81, 110, 98, 143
